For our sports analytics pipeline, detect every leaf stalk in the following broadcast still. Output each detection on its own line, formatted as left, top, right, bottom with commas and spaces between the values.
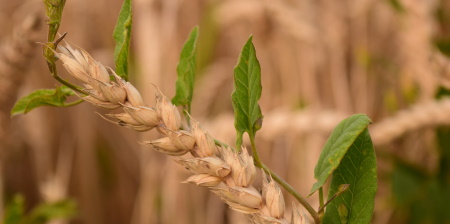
318, 184, 350, 214
319, 187, 324, 220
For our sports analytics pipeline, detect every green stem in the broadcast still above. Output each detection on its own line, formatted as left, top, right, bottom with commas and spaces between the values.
214, 139, 228, 148
48, 61, 87, 95
43, 1, 87, 95
318, 187, 324, 220
318, 196, 335, 214
249, 135, 320, 224
214, 138, 244, 153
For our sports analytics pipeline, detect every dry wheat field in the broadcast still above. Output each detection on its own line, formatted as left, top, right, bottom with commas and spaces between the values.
1, 0, 450, 223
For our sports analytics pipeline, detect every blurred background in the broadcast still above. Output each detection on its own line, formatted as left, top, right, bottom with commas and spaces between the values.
1, 0, 450, 223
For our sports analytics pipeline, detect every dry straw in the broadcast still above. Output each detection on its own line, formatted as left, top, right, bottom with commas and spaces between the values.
56, 43, 309, 224
0, 15, 40, 143
0, 14, 41, 221
204, 97, 450, 148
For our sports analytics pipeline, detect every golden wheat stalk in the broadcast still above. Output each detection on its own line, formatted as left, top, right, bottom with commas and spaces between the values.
0, 15, 40, 142
370, 98, 450, 145
56, 43, 309, 224
204, 96, 450, 148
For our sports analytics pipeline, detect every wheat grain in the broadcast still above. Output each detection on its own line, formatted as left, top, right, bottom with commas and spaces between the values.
56, 43, 309, 224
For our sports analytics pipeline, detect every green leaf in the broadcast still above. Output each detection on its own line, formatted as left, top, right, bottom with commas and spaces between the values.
24, 199, 76, 224
172, 26, 199, 112
11, 86, 76, 116
322, 128, 377, 224
232, 36, 263, 148
113, 0, 132, 81
310, 114, 372, 194
3, 195, 25, 224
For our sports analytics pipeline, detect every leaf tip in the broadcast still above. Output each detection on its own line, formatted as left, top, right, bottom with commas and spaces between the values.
10, 112, 21, 118
354, 113, 372, 124
247, 34, 254, 43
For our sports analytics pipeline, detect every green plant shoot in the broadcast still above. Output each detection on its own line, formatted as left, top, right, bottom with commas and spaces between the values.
113, 0, 132, 81
232, 36, 263, 149
172, 26, 199, 113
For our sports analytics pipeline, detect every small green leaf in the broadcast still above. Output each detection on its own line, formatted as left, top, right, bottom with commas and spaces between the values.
25, 199, 76, 224
3, 195, 25, 224
310, 114, 372, 194
232, 36, 263, 148
11, 86, 76, 116
172, 26, 199, 112
113, 0, 132, 81
322, 128, 377, 224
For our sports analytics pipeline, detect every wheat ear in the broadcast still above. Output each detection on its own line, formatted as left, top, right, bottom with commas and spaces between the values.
55, 43, 309, 224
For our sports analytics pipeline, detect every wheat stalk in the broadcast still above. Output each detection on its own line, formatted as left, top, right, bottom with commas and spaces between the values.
0, 15, 40, 143
204, 96, 450, 148
370, 98, 450, 145
55, 43, 309, 224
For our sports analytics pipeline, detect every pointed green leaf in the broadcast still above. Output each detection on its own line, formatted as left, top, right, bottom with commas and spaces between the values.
113, 0, 132, 81
310, 114, 372, 194
11, 86, 77, 116
172, 26, 199, 112
322, 128, 377, 224
232, 36, 263, 148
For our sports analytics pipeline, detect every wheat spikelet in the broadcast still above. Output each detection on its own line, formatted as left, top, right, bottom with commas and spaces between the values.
56, 43, 309, 224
